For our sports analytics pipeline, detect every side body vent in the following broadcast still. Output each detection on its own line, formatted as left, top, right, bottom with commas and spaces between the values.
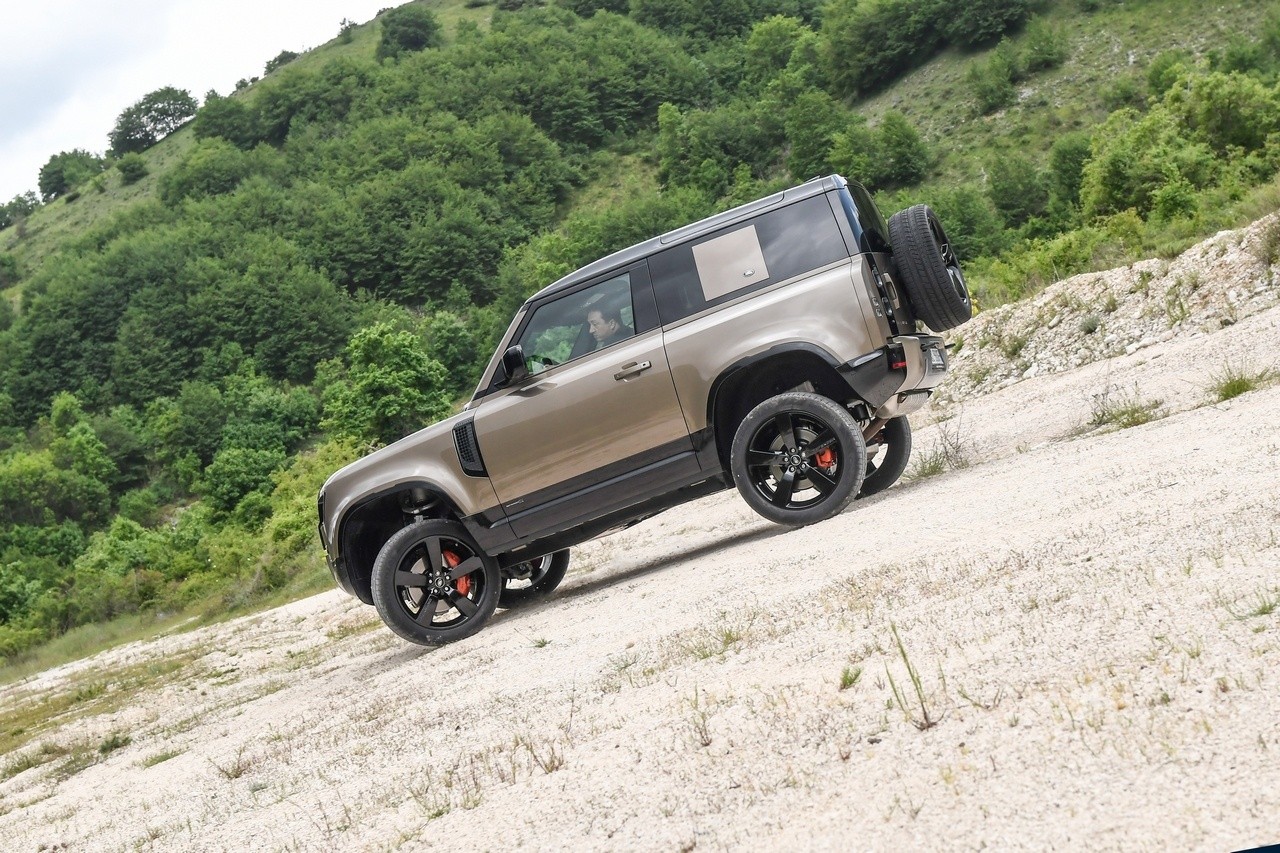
453, 420, 487, 477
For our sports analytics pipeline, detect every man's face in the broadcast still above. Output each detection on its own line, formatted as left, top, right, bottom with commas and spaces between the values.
587, 310, 617, 342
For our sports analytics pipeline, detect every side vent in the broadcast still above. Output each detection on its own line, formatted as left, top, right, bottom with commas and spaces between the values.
453, 420, 487, 477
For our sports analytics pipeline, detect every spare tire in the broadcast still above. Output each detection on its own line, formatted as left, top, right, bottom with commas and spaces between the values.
887, 204, 971, 332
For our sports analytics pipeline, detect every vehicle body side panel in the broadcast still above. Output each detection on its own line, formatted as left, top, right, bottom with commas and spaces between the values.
661, 260, 879, 436
472, 327, 694, 535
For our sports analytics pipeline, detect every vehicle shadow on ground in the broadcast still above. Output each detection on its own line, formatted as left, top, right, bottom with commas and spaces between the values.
490, 521, 789, 625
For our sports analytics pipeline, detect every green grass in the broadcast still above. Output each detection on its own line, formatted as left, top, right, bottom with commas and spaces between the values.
1089, 385, 1163, 430
1208, 360, 1274, 402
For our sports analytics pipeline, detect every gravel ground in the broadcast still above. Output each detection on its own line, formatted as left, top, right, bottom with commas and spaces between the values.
1, 221, 1278, 852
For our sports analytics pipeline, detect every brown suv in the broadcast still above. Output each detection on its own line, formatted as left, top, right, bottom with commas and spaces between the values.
317, 175, 971, 644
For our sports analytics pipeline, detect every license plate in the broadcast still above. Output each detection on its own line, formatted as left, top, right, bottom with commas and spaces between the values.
928, 347, 946, 370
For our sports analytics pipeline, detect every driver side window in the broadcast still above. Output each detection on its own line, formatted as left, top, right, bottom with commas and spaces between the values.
517, 273, 636, 373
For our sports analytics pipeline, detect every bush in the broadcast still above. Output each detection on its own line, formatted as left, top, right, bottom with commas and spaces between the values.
265, 50, 299, 75
968, 53, 1016, 114
1147, 50, 1190, 97
376, 5, 442, 61
986, 151, 1047, 227
116, 153, 148, 185
1023, 16, 1068, 72
946, 0, 1029, 49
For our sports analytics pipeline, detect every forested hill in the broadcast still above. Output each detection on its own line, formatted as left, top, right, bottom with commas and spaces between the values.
1, 0, 1278, 665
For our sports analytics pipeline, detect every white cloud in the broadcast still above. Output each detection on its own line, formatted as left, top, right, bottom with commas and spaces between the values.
0, 0, 393, 201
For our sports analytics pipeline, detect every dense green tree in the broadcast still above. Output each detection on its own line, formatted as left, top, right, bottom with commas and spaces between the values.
108, 87, 198, 155
946, 0, 1029, 48
0, 254, 19, 289
986, 152, 1048, 227
784, 90, 844, 180
376, 5, 443, 61
875, 111, 931, 189
116, 153, 149, 185
822, 0, 948, 97
265, 50, 300, 74
321, 323, 453, 446
203, 446, 288, 513
193, 91, 261, 150
38, 150, 106, 201
1048, 131, 1093, 209
1, 192, 40, 230
1165, 71, 1280, 154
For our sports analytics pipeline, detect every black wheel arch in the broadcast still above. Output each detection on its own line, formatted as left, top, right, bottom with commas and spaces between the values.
335, 481, 465, 604
707, 344, 858, 472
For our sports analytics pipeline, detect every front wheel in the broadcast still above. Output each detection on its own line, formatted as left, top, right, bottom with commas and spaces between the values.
370, 520, 500, 645
730, 392, 867, 527
500, 550, 570, 608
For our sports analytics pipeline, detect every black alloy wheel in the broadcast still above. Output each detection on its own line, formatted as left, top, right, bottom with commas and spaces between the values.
500, 549, 570, 607
370, 520, 499, 645
730, 392, 867, 527
857, 415, 912, 499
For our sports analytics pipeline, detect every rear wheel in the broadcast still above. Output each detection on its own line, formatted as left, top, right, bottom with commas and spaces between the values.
370, 520, 499, 645
500, 550, 570, 608
730, 392, 866, 527
858, 416, 912, 498
888, 204, 971, 332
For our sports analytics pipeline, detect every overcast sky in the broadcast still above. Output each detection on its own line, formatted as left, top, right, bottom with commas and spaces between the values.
0, 0, 395, 202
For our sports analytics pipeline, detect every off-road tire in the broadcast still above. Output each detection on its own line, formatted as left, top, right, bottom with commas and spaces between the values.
371, 519, 500, 645
888, 204, 971, 332
857, 416, 912, 498
500, 550, 570, 608
730, 392, 867, 527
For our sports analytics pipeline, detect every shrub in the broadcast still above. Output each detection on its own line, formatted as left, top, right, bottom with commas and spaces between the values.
946, 0, 1029, 49
376, 5, 442, 61
116, 153, 148, 185
986, 151, 1047, 227
1023, 16, 1068, 72
265, 50, 299, 75
968, 54, 1016, 114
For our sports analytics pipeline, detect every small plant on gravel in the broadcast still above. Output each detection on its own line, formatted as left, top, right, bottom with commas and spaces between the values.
1000, 332, 1029, 359
687, 687, 715, 747
1102, 292, 1119, 313
98, 732, 132, 756
1088, 384, 1163, 430
2, 741, 69, 780
210, 745, 254, 780
142, 749, 183, 767
839, 665, 862, 691
885, 623, 941, 731
909, 419, 971, 479
1208, 359, 1274, 402
1079, 314, 1101, 334
1251, 216, 1280, 269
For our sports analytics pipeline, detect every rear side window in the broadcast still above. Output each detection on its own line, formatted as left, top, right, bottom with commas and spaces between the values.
650, 195, 849, 324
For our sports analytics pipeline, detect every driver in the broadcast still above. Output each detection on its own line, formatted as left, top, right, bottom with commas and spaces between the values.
586, 304, 632, 350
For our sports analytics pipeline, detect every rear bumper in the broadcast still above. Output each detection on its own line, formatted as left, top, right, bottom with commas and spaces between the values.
838, 335, 947, 414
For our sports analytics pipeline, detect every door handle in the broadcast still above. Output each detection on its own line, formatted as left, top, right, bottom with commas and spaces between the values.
613, 360, 652, 381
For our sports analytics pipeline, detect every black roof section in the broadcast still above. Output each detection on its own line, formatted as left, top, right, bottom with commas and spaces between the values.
526, 175, 849, 305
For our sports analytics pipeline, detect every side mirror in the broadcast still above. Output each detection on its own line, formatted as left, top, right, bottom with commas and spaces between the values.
497, 345, 528, 387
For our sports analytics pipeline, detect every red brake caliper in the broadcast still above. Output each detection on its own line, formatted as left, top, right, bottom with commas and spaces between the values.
443, 550, 471, 596
813, 447, 837, 469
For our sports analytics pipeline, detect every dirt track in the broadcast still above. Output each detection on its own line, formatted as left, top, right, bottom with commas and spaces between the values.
2, 227, 1279, 851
